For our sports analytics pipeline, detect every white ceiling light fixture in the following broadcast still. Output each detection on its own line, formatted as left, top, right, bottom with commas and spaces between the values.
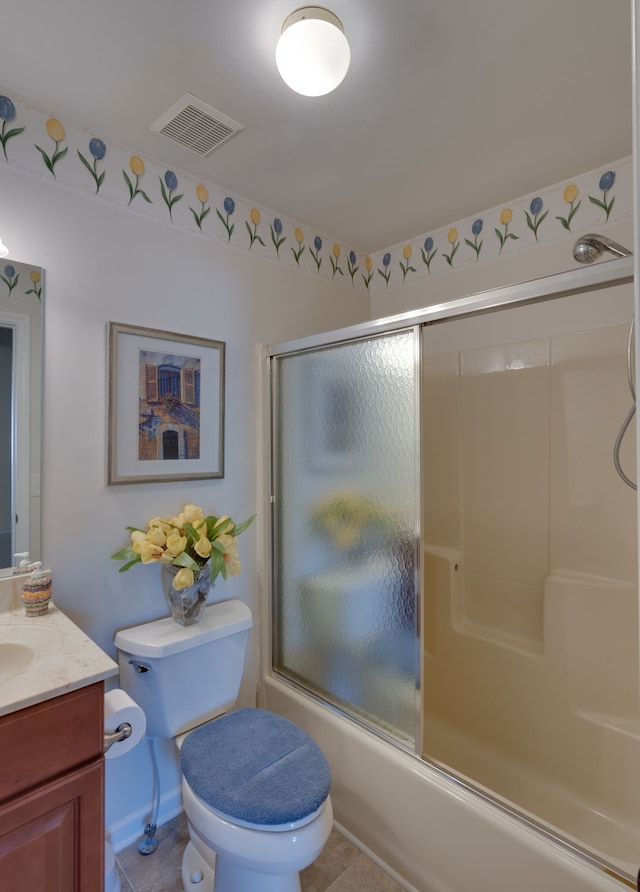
276, 6, 350, 97
0, 239, 9, 259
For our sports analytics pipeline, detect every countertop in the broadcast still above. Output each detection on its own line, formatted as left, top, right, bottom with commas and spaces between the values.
0, 574, 118, 717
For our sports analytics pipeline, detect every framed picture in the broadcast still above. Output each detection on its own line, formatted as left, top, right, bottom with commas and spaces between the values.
107, 322, 225, 485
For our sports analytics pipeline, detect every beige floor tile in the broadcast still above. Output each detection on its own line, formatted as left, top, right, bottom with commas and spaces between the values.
330, 855, 407, 892
115, 862, 135, 892
301, 827, 361, 891
116, 813, 189, 892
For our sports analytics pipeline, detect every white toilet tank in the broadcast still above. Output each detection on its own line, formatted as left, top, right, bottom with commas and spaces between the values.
115, 599, 252, 738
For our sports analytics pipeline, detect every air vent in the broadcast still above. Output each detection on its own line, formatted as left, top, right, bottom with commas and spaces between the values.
150, 93, 244, 157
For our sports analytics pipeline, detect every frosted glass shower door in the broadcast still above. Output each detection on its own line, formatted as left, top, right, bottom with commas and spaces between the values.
271, 329, 419, 744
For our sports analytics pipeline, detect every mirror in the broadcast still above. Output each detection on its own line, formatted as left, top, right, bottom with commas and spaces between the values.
0, 255, 43, 574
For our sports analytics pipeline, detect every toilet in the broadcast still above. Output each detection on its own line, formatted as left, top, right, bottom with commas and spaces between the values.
114, 599, 333, 892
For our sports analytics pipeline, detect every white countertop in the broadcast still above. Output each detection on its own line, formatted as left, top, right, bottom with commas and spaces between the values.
0, 575, 118, 717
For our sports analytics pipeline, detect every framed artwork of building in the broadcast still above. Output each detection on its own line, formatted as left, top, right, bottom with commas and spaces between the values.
107, 322, 225, 484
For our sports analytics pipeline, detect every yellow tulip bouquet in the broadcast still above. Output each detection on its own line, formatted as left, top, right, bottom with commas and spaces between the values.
111, 503, 255, 590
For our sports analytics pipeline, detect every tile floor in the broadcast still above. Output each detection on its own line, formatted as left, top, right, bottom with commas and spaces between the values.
115, 812, 406, 892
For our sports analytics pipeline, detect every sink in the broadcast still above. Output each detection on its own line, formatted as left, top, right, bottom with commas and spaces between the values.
0, 642, 35, 682
0, 623, 64, 690
0, 603, 118, 717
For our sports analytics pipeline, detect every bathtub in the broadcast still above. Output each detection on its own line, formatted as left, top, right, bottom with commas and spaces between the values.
263, 675, 635, 892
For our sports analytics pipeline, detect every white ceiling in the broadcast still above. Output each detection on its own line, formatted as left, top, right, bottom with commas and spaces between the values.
0, 0, 632, 253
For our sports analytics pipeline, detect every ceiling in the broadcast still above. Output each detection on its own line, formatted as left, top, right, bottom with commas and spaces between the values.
0, 0, 633, 254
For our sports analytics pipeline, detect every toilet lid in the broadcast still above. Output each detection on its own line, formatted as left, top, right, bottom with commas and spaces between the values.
179, 708, 331, 826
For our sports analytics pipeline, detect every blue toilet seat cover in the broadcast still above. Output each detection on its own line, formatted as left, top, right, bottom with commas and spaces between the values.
179, 708, 331, 826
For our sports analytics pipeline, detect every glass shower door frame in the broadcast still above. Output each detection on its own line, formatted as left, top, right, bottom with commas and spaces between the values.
269, 326, 424, 753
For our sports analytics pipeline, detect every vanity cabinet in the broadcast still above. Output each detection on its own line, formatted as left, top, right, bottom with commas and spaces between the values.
0, 681, 105, 891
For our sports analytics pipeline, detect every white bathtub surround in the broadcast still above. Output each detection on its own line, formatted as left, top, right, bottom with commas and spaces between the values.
421, 547, 640, 867
417, 303, 639, 876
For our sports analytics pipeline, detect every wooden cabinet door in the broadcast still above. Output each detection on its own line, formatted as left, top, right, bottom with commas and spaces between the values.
0, 683, 104, 803
0, 759, 104, 892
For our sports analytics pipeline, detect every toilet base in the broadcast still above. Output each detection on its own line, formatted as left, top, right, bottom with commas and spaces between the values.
181, 840, 215, 891
181, 839, 303, 892
214, 854, 301, 892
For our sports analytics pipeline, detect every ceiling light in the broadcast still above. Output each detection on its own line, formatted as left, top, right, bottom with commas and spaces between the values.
0, 239, 8, 259
276, 7, 350, 97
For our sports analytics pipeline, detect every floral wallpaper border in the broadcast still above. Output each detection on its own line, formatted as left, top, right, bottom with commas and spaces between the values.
0, 88, 632, 296
370, 160, 633, 293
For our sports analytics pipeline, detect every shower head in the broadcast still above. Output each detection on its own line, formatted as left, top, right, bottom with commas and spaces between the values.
572, 233, 633, 264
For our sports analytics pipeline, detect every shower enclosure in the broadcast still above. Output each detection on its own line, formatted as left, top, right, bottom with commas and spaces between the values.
268, 256, 639, 889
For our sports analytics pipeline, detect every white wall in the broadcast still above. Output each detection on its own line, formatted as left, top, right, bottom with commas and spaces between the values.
2, 153, 635, 853
0, 164, 371, 846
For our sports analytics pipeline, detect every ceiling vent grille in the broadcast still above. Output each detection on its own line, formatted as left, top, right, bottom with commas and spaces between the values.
150, 93, 244, 157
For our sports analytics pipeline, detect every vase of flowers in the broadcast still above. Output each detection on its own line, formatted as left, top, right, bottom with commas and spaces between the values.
161, 561, 211, 626
111, 503, 255, 626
